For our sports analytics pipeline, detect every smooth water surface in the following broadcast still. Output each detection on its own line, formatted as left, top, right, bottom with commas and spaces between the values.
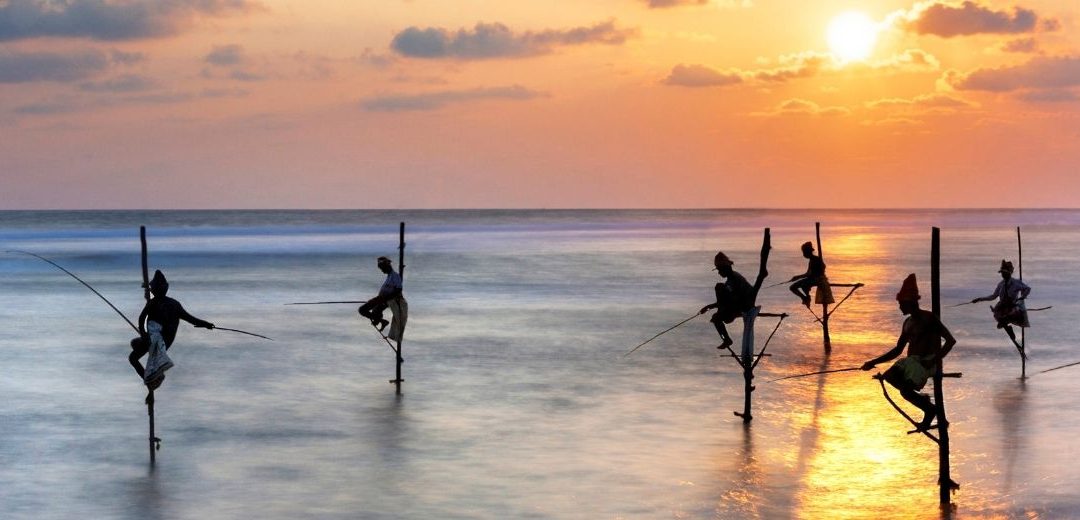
2, 209, 1079, 519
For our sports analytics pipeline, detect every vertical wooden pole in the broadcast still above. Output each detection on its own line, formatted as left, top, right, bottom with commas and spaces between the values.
816, 222, 831, 354
140, 226, 155, 463
932, 227, 952, 505
394, 222, 405, 395
1017, 226, 1025, 378
738, 307, 759, 422
734, 228, 771, 423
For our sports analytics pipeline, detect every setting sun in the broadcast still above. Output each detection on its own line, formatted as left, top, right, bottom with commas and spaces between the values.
827, 11, 879, 62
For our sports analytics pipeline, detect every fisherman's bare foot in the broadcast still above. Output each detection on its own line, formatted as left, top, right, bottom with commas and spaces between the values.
145, 393, 154, 405
801, 297, 811, 308
377, 319, 390, 332
717, 338, 734, 349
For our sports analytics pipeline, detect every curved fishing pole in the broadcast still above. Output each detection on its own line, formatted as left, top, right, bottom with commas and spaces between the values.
285, 301, 366, 305
767, 366, 861, 383
623, 312, 701, 357
214, 327, 273, 341
8, 250, 140, 334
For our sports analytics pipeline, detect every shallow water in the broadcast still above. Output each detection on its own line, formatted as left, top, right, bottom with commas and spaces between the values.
1, 209, 1079, 519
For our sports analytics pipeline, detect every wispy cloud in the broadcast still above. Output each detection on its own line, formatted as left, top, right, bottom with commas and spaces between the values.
78, 74, 157, 93
663, 64, 742, 87
0, 0, 260, 41
205, 44, 245, 66
1015, 89, 1078, 103
755, 98, 851, 117
362, 85, 546, 112
641, 0, 752, 7
390, 20, 637, 60
0, 50, 110, 83
946, 55, 1080, 92
865, 93, 976, 111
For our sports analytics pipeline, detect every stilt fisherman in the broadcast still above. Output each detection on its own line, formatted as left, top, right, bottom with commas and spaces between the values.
699, 251, 755, 349
970, 260, 1031, 359
862, 274, 956, 431
788, 241, 830, 308
129, 270, 215, 403
358, 256, 407, 341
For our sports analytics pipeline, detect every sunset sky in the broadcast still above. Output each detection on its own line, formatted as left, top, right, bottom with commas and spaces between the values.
2, 0, 1079, 209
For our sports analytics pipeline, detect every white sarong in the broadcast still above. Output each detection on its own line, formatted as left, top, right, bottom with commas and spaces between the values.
143, 321, 174, 388
387, 296, 408, 343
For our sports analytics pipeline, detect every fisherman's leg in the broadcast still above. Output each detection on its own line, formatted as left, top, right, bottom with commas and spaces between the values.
711, 314, 733, 349
128, 337, 148, 378
885, 370, 937, 428
1002, 325, 1026, 358
790, 279, 812, 307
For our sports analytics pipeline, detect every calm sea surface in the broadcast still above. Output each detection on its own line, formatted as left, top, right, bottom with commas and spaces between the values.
1, 209, 1079, 519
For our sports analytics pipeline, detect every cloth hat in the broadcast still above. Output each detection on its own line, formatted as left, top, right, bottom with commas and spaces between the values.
998, 260, 1014, 274
149, 270, 169, 295
896, 273, 920, 301
801, 241, 814, 252
713, 251, 734, 267
377, 256, 392, 266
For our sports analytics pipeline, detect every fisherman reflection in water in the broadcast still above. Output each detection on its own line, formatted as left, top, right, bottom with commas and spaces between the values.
970, 259, 1031, 359
862, 274, 956, 431
358, 256, 403, 333
699, 251, 754, 349
129, 270, 214, 404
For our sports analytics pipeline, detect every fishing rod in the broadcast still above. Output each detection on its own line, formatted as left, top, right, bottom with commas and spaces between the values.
768, 366, 861, 382
623, 312, 701, 357
1033, 360, 1080, 376
213, 327, 273, 341
285, 301, 366, 305
762, 279, 794, 290
8, 250, 140, 334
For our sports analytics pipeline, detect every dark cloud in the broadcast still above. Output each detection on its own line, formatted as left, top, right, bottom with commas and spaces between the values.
78, 74, 156, 92
0, 0, 258, 41
1001, 37, 1038, 53
901, 1, 1038, 37
1016, 89, 1078, 103
390, 20, 637, 60
947, 56, 1080, 91
663, 64, 741, 87
362, 85, 546, 111
0, 49, 109, 83
205, 44, 244, 66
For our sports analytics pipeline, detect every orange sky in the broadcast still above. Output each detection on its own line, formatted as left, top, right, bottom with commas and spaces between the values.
1, 0, 1078, 208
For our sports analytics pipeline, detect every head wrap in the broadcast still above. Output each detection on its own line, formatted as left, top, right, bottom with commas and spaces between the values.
801, 241, 814, 253
713, 251, 734, 267
998, 260, 1014, 274
149, 270, 169, 296
896, 273, 920, 301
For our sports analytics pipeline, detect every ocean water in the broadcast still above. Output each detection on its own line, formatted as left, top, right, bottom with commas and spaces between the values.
1, 209, 1079, 519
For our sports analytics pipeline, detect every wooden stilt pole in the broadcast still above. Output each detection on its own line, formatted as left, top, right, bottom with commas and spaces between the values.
1018, 226, 1025, 378
392, 222, 405, 394
816, 222, 831, 354
140, 226, 157, 463
932, 227, 953, 505
732, 228, 773, 423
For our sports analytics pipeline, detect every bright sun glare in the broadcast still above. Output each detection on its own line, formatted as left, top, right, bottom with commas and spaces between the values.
826, 11, 879, 62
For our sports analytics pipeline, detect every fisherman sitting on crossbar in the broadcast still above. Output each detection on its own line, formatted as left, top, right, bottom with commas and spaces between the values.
699, 251, 755, 350
358, 256, 403, 332
862, 273, 956, 432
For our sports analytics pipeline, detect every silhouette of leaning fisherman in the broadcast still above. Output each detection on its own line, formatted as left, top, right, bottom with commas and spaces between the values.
358, 256, 407, 341
862, 274, 956, 432
788, 241, 831, 308
699, 252, 755, 349
129, 270, 214, 403
970, 259, 1031, 359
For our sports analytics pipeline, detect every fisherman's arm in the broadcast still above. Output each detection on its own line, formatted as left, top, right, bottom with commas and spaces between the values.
934, 323, 957, 364
972, 283, 1003, 303
177, 304, 215, 329
862, 337, 906, 370
138, 305, 150, 336
699, 303, 717, 314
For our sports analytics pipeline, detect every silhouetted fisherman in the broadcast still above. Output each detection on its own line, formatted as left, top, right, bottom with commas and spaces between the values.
358, 256, 403, 332
699, 251, 754, 349
129, 270, 214, 403
970, 260, 1031, 358
788, 241, 828, 308
862, 274, 956, 432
